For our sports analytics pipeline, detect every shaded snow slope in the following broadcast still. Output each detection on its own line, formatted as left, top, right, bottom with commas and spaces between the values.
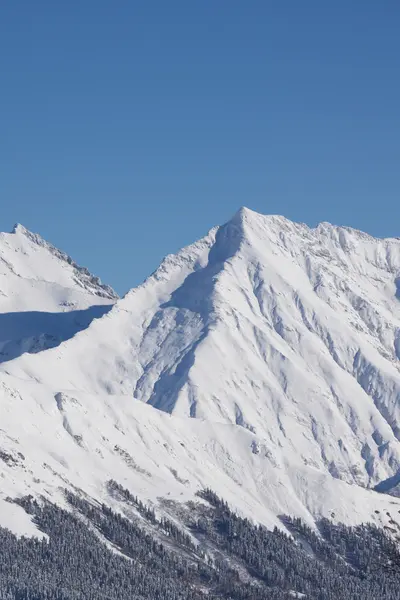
0, 224, 117, 361
2, 208, 400, 533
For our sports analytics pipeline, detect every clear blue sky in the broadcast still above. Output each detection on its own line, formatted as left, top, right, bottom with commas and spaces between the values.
1, 2, 399, 294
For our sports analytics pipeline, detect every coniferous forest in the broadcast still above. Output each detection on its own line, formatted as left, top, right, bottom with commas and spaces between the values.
1, 483, 400, 599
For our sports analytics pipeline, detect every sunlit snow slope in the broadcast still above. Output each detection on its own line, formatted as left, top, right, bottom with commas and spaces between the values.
2, 208, 400, 535
0, 224, 117, 361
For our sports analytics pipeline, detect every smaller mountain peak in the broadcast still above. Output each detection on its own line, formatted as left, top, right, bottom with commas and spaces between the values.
12, 223, 31, 235
12, 223, 49, 242
9, 222, 118, 300
12, 223, 48, 247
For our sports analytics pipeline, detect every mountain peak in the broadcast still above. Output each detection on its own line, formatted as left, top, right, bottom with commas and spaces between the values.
12, 222, 51, 248
4, 222, 118, 301
229, 208, 307, 238
232, 205, 257, 220
12, 222, 33, 236
2, 211, 400, 535
231, 206, 286, 225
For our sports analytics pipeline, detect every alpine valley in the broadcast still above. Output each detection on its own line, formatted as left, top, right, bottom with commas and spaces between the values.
2, 208, 400, 599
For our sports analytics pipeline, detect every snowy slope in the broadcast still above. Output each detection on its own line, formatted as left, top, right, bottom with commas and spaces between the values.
0, 223, 117, 361
2, 208, 400, 535
2, 374, 400, 537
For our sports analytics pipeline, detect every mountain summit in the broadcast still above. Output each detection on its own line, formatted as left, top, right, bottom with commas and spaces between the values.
0, 223, 117, 362
1, 209, 400, 534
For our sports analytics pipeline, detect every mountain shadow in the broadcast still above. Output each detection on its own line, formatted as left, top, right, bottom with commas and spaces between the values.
0, 304, 113, 363
395, 277, 400, 301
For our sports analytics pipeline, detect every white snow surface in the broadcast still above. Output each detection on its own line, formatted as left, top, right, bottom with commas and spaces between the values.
0, 224, 117, 361
2, 208, 400, 536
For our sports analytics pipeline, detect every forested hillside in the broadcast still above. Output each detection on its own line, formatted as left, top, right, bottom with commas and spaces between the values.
1, 486, 400, 600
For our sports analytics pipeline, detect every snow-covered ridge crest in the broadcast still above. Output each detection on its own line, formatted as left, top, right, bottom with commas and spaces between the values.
11, 223, 118, 300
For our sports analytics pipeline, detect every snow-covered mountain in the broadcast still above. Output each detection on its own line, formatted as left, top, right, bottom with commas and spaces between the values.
0, 223, 117, 361
2, 208, 400, 537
